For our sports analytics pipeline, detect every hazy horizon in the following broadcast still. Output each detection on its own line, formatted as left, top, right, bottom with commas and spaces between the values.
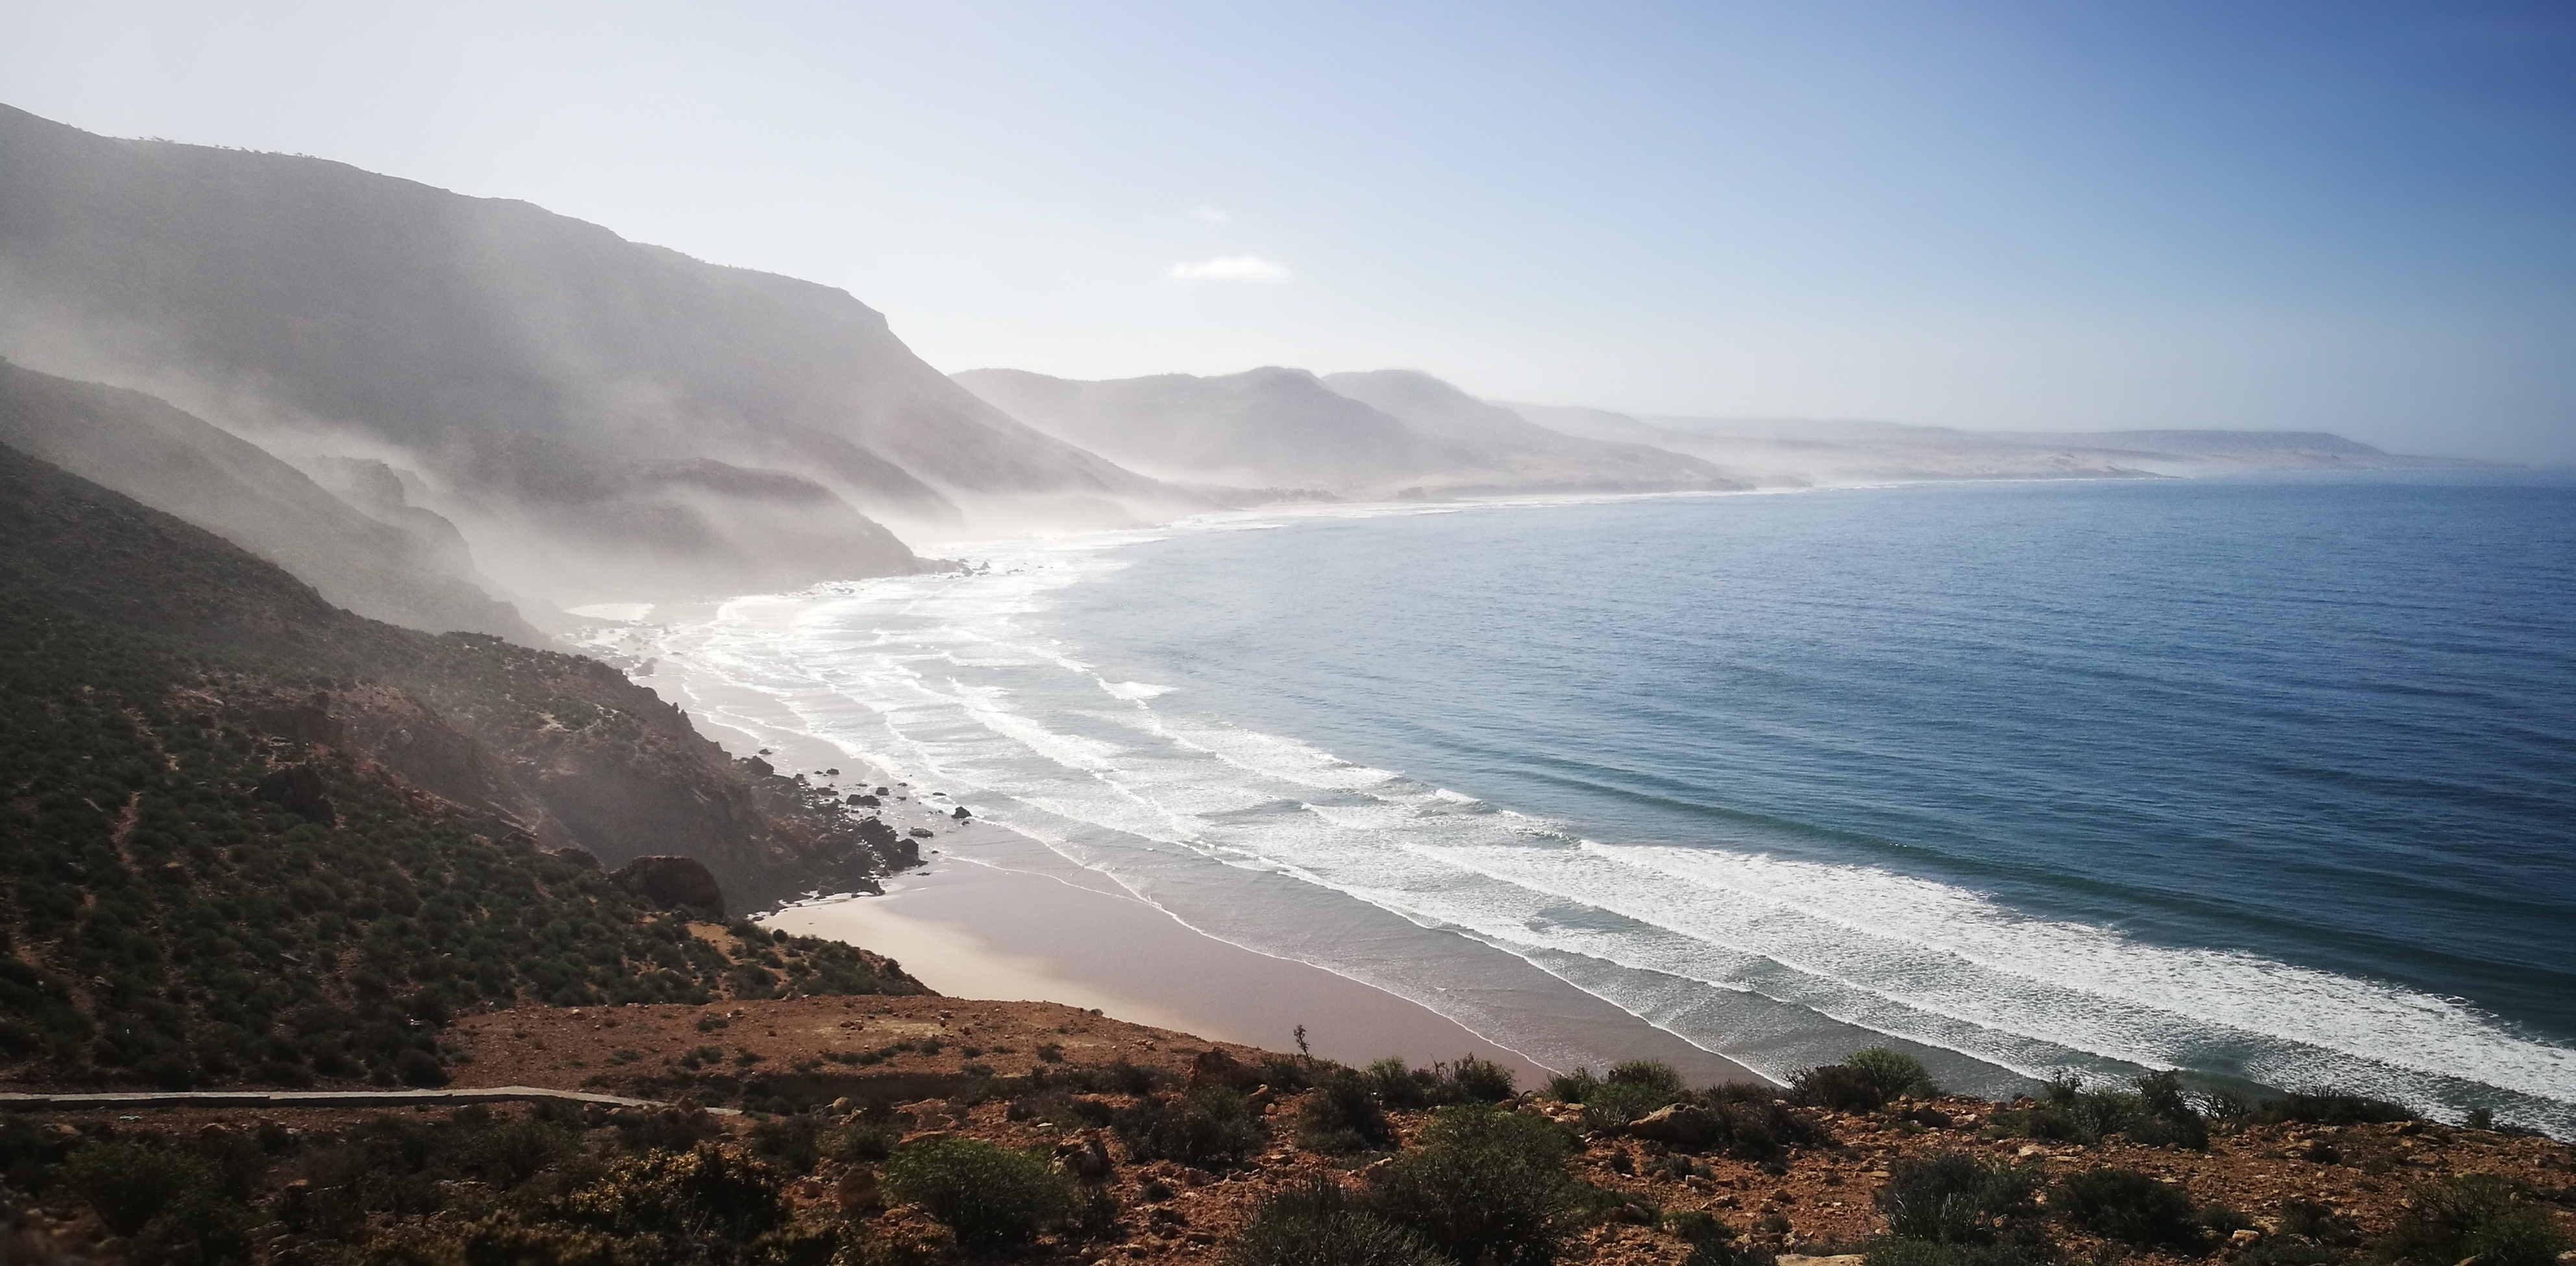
3, 1, 2571, 464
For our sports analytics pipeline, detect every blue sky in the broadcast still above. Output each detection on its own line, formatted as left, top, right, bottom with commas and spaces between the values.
2, 1, 2571, 461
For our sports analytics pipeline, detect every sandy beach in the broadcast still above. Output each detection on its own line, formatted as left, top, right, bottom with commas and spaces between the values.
761, 809, 1758, 1088
640, 604, 1761, 1091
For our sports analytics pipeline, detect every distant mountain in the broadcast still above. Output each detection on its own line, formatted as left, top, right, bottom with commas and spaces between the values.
0, 104, 1187, 604
1321, 370, 1742, 493
1511, 404, 2473, 485
955, 366, 1742, 497
954, 366, 1444, 491
0, 358, 536, 639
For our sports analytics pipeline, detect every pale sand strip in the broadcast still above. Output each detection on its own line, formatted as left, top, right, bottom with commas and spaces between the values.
764, 821, 1760, 1090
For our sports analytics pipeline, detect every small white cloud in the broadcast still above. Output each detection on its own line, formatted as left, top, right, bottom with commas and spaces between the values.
1189, 205, 1229, 223
1168, 254, 1292, 284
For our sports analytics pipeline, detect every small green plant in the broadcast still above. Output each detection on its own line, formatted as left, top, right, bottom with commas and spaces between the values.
881, 1136, 1074, 1247
1546, 1067, 1600, 1103
1792, 1047, 1937, 1112
1299, 1068, 1396, 1154
1991, 1071, 2207, 1148
60, 1142, 223, 1235
1226, 1177, 1450, 1266
2252, 1091, 2414, 1127
2373, 1174, 2567, 1266
1579, 1060, 1687, 1130
1367, 1106, 1585, 1266
2052, 1167, 2203, 1250
1874, 1151, 2044, 1245
556, 1143, 786, 1244
1115, 1085, 1268, 1165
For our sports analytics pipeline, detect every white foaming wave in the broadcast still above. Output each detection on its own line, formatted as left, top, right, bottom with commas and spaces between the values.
1611, 847, 2573, 1087
1155, 721, 1401, 791
1415, 841, 2576, 1106
1100, 680, 1177, 701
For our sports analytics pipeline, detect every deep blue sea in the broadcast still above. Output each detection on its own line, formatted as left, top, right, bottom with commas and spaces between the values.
657, 474, 2576, 1134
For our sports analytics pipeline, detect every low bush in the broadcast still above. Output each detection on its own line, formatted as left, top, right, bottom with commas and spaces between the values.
556, 1144, 786, 1245
1226, 1178, 1451, 1266
882, 1136, 1074, 1248
1990, 1073, 2207, 1148
1115, 1086, 1267, 1166
1363, 1056, 1522, 1109
1368, 1106, 1585, 1266
749, 1114, 825, 1174
1792, 1048, 1937, 1113
1300, 1069, 1397, 1154
60, 1141, 224, 1236
1579, 1061, 1689, 1131
1037, 1060, 1173, 1096
1874, 1152, 2044, 1245
2051, 1167, 2203, 1250
2253, 1091, 2415, 1128
2373, 1174, 2567, 1266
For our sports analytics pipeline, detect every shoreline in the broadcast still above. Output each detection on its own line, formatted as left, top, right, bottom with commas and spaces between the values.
601, 496, 1812, 1089
761, 819, 1760, 1087
671, 650, 1761, 1087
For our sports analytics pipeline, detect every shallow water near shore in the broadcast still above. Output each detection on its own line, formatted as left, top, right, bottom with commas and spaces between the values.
626, 475, 2576, 1135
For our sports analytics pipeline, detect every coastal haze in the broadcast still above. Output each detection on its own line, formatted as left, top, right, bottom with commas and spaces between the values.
3, 0, 2573, 1187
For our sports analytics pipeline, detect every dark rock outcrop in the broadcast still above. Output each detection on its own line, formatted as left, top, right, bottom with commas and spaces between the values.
611, 856, 726, 917
254, 765, 334, 825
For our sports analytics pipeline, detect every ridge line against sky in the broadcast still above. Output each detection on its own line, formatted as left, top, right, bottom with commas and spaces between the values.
1, 0, 2571, 464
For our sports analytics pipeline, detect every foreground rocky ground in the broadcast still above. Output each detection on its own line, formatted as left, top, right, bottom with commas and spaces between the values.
4, 995, 2571, 1266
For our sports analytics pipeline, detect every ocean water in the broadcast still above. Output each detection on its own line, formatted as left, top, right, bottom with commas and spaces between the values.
629, 475, 2576, 1135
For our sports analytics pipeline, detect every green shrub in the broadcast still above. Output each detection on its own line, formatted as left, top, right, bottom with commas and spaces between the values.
1545, 1067, 1600, 1104
1300, 1069, 1396, 1154
1874, 1152, 2043, 1245
1991, 1073, 2206, 1148
2374, 1174, 2567, 1266
1367, 1106, 1584, 1266
749, 1115, 825, 1174
2253, 1091, 2414, 1128
1606, 1060, 1685, 1098
1792, 1047, 1935, 1113
1115, 1086, 1267, 1165
460, 1117, 583, 1186
1576, 1061, 1688, 1130
1862, 1237, 2051, 1266
60, 1141, 223, 1235
2052, 1167, 2202, 1249
558, 1144, 785, 1244
142, 1185, 260, 1266
1449, 1056, 1518, 1103
882, 1137, 1074, 1247
1226, 1177, 1451, 1266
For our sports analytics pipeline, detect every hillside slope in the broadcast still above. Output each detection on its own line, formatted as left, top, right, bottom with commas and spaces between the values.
0, 358, 536, 639
0, 104, 1185, 602
0, 451, 932, 1093
0, 442, 923, 915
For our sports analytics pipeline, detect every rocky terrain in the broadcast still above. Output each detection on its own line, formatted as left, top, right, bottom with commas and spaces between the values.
3, 997, 2568, 1266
